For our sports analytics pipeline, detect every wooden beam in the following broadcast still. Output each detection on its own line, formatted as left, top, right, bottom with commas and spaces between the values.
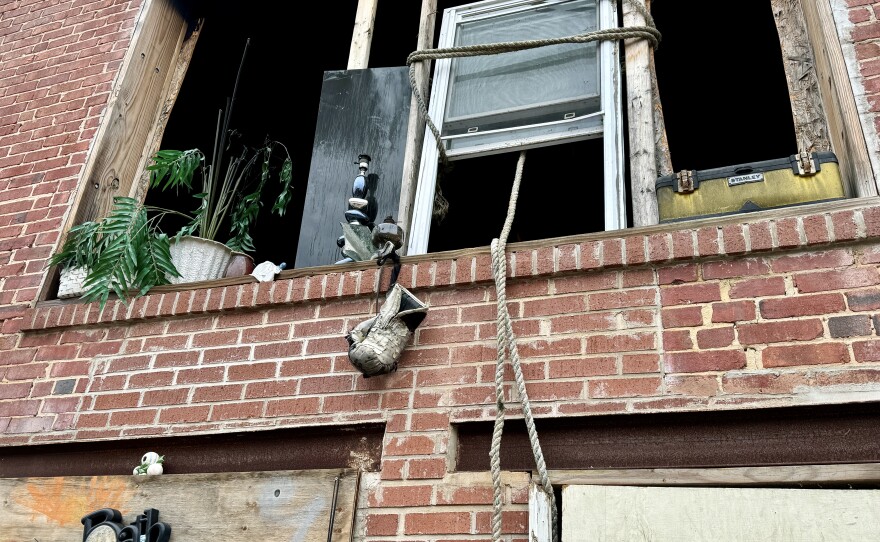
397, 0, 438, 255
800, 0, 877, 197
549, 463, 880, 487
649, 40, 673, 177
772, 0, 832, 154
624, 0, 659, 227
132, 20, 202, 204
347, 0, 379, 69
529, 482, 553, 542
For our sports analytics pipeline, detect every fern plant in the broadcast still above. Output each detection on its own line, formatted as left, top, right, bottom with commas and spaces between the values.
146, 38, 294, 254
50, 197, 182, 309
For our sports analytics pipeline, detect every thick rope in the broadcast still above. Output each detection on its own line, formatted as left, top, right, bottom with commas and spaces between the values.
489, 151, 559, 542
407, 0, 659, 219
405, 4, 659, 539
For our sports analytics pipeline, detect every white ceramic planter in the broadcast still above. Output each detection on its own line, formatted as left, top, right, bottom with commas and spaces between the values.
168, 236, 234, 284
58, 265, 89, 299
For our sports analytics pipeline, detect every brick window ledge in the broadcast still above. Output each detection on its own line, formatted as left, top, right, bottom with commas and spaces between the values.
22, 197, 880, 332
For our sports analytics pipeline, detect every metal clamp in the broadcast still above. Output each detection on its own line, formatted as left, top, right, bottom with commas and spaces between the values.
795, 151, 817, 176
676, 170, 696, 193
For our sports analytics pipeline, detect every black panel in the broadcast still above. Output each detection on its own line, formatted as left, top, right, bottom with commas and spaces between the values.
295, 68, 412, 269
456, 403, 880, 471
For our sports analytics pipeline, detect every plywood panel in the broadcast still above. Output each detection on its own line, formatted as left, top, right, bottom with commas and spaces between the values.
563, 485, 880, 542
295, 67, 412, 269
0, 469, 357, 542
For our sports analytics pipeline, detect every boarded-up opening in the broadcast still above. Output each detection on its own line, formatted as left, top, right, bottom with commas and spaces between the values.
562, 485, 880, 542
0, 469, 357, 542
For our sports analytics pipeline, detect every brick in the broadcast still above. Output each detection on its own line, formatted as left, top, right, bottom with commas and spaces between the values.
227, 362, 277, 381
737, 319, 824, 345
549, 357, 616, 378
711, 301, 756, 323
521, 295, 586, 317
759, 293, 846, 319
210, 401, 263, 421
696, 326, 735, 348
721, 224, 747, 254
588, 288, 656, 310
661, 306, 703, 328
702, 258, 768, 280
762, 343, 849, 368
662, 329, 692, 351
405, 512, 470, 535
722, 372, 810, 394
851, 339, 880, 361
244, 379, 298, 399
159, 405, 210, 424
93, 392, 140, 410
586, 332, 654, 353
524, 381, 583, 400
370, 485, 433, 507
828, 315, 873, 337
366, 514, 399, 536
770, 249, 853, 272
436, 485, 493, 505
416, 366, 478, 387
406, 457, 446, 478
192, 384, 244, 403
748, 221, 773, 252
773, 217, 801, 248
671, 230, 696, 259
661, 283, 720, 306
554, 272, 616, 293
664, 350, 747, 373
141, 388, 188, 406
696, 226, 721, 256
795, 268, 880, 293
265, 397, 321, 417
658, 263, 697, 285
729, 276, 786, 299
622, 353, 660, 373
588, 377, 661, 398
624, 235, 647, 265
385, 435, 436, 456
665, 374, 719, 396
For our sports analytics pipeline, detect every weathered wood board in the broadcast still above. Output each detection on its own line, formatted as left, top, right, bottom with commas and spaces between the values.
0, 469, 357, 542
562, 485, 880, 542
295, 67, 412, 269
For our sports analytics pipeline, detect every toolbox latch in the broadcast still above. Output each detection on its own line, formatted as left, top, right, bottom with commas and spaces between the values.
792, 151, 820, 176
676, 170, 696, 193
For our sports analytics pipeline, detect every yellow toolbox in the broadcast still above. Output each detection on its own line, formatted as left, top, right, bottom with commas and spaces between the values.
655, 152, 845, 223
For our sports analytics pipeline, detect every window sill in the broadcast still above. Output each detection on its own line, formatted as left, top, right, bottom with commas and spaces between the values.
24, 196, 880, 332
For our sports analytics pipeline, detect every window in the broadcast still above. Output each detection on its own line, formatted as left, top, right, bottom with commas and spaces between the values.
406, 0, 625, 255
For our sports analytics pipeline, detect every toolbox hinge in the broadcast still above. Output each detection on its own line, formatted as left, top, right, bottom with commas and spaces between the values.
676, 170, 696, 193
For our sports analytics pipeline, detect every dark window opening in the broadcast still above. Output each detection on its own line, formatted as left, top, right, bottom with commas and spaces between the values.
146, 0, 358, 267
427, 139, 606, 253
652, 2, 797, 171
369, 0, 424, 69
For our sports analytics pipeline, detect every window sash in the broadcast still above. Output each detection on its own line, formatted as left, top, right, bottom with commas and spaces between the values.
407, 0, 624, 255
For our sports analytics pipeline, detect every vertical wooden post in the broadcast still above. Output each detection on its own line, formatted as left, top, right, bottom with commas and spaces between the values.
799, 0, 877, 197
771, 0, 832, 154
397, 0, 438, 254
529, 482, 553, 542
648, 22, 673, 177
624, 0, 660, 227
347, 0, 379, 69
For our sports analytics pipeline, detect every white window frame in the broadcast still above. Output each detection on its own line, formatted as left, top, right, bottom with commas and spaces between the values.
407, 0, 625, 255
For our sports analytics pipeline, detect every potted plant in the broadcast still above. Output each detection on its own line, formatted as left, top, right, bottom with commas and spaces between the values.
49, 197, 181, 308
146, 38, 293, 284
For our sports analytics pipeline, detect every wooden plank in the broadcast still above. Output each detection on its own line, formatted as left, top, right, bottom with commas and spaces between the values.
0, 469, 357, 542
549, 463, 880, 487
397, 0, 438, 256
70, 0, 187, 227
131, 20, 202, 204
623, 0, 659, 227
647, 23, 672, 177
529, 482, 553, 542
562, 485, 880, 541
772, 0, 831, 154
294, 67, 412, 269
347, 0, 379, 69
800, 0, 877, 197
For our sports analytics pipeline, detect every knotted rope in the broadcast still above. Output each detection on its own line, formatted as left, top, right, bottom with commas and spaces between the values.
406, 0, 659, 221
405, 3, 660, 540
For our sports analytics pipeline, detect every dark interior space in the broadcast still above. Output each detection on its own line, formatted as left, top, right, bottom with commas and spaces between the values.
427, 139, 606, 252
369, 0, 424, 68
147, 0, 358, 267
652, 1, 798, 171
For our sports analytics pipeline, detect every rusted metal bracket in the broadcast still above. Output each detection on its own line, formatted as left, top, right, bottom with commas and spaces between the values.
796, 150, 817, 176
676, 170, 696, 193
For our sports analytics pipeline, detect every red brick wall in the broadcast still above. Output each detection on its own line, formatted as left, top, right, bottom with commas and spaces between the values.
848, 0, 880, 133
3, 1, 880, 541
